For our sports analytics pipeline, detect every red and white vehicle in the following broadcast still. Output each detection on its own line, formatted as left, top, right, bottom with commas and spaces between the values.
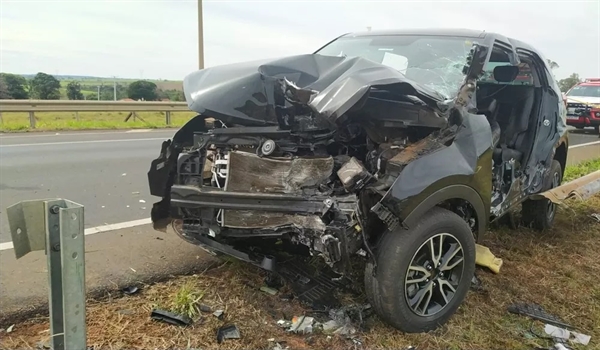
565, 78, 600, 133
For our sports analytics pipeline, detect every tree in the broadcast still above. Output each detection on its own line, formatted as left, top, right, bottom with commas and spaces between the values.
0, 76, 11, 99
127, 80, 158, 101
85, 92, 98, 101
0, 73, 30, 99
558, 73, 581, 93
31, 72, 61, 99
66, 81, 84, 100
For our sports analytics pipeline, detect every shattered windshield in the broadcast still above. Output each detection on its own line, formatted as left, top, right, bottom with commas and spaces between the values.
315, 35, 476, 99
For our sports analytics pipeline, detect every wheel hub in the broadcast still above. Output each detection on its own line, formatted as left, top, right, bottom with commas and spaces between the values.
404, 233, 465, 317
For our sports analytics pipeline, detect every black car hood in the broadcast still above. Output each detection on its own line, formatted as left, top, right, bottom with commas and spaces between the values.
183, 54, 451, 129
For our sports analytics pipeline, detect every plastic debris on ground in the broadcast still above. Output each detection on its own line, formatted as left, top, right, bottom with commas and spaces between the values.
6, 324, 14, 333
216, 324, 241, 343
121, 286, 139, 295
507, 303, 571, 329
545, 324, 591, 346
199, 304, 212, 313
470, 273, 486, 293
475, 244, 503, 274
260, 286, 279, 295
288, 315, 315, 334
591, 213, 600, 223
213, 309, 225, 319
150, 309, 192, 326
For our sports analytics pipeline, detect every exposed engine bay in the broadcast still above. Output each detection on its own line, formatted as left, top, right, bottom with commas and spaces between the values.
156, 108, 463, 274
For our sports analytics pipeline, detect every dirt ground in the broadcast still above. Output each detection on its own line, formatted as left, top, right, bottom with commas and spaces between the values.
1, 195, 599, 350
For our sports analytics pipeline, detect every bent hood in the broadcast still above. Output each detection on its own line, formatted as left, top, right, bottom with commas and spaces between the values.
182, 54, 451, 129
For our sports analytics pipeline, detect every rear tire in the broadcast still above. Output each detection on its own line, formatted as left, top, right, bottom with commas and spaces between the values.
521, 159, 562, 231
364, 207, 476, 333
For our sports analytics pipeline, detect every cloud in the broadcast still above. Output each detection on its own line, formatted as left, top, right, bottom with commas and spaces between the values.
0, 0, 598, 80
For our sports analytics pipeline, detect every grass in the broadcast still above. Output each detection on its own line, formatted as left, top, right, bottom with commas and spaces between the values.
0, 111, 196, 132
1, 164, 599, 350
564, 158, 600, 182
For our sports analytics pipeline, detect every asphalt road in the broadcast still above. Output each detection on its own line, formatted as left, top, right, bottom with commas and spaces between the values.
0, 129, 176, 243
0, 127, 598, 243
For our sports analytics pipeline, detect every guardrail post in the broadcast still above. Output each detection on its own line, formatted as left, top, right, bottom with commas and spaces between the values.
75, 111, 80, 122
7, 199, 86, 350
165, 111, 171, 125
29, 111, 36, 128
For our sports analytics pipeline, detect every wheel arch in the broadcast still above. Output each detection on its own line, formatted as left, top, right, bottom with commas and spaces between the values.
401, 184, 487, 240
553, 141, 568, 179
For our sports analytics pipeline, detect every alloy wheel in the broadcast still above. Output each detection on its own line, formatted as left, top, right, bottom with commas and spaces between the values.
404, 233, 465, 317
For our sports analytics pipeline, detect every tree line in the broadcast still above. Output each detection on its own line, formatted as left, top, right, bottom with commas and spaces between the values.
0, 67, 588, 102
0, 72, 185, 101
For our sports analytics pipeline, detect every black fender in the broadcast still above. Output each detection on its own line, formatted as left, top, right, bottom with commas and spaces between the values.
402, 184, 487, 239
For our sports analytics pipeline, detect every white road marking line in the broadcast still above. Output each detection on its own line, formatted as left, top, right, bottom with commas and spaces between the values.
570, 140, 600, 149
0, 129, 172, 139
0, 137, 166, 148
126, 129, 153, 133
0, 218, 152, 251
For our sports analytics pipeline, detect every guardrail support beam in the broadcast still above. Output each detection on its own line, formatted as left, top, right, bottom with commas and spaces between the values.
29, 111, 36, 128
165, 111, 171, 125
7, 199, 86, 350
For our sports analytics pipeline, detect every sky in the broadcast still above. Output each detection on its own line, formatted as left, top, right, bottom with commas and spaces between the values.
1, 0, 599, 81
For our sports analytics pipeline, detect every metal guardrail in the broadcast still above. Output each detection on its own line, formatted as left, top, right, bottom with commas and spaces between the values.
0, 100, 190, 128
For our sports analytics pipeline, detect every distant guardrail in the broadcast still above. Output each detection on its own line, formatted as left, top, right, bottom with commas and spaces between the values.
0, 100, 190, 128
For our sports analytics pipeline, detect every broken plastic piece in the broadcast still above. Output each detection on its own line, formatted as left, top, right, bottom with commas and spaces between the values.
6, 324, 14, 333
322, 320, 340, 332
216, 324, 241, 343
122, 286, 139, 295
150, 309, 192, 326
199, 304, 212, 313
507, 303, 571, 329
475, 244, 503, 274
591, 213, 600, 223
260, 255, 276, 271
571, 331, 591, 345
260, 286, 278, 295
545, 324, 570, 340
213, 309, 225, 319
289, 315, 314, 334
277, 319, 292, 328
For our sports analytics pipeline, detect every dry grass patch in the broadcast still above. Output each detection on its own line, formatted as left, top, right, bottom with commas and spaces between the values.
2, 196, 599, 350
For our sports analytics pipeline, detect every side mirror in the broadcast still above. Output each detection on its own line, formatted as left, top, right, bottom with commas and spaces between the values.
493, 65, 519, 83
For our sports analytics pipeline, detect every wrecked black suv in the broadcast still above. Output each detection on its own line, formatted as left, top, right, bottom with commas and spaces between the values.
148, 29, 569, 333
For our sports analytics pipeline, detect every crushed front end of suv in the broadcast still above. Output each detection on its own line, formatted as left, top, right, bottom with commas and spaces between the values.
148, 29, 568, 333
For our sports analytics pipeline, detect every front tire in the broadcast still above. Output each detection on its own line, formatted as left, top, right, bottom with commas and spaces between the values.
364, 207, 476, 333
521, 159, 562, 231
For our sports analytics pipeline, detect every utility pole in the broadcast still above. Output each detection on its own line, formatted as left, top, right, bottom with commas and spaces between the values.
198, 0, 204, 69
113, 77, 117, 101
97, 85, 100, 101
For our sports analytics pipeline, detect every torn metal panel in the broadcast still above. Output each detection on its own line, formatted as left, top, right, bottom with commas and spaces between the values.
183, 54, 449, 131
529, 170, 600, 204
222, 210, 326, 231
225, 151, 334, 195
223, 151, 334, 229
